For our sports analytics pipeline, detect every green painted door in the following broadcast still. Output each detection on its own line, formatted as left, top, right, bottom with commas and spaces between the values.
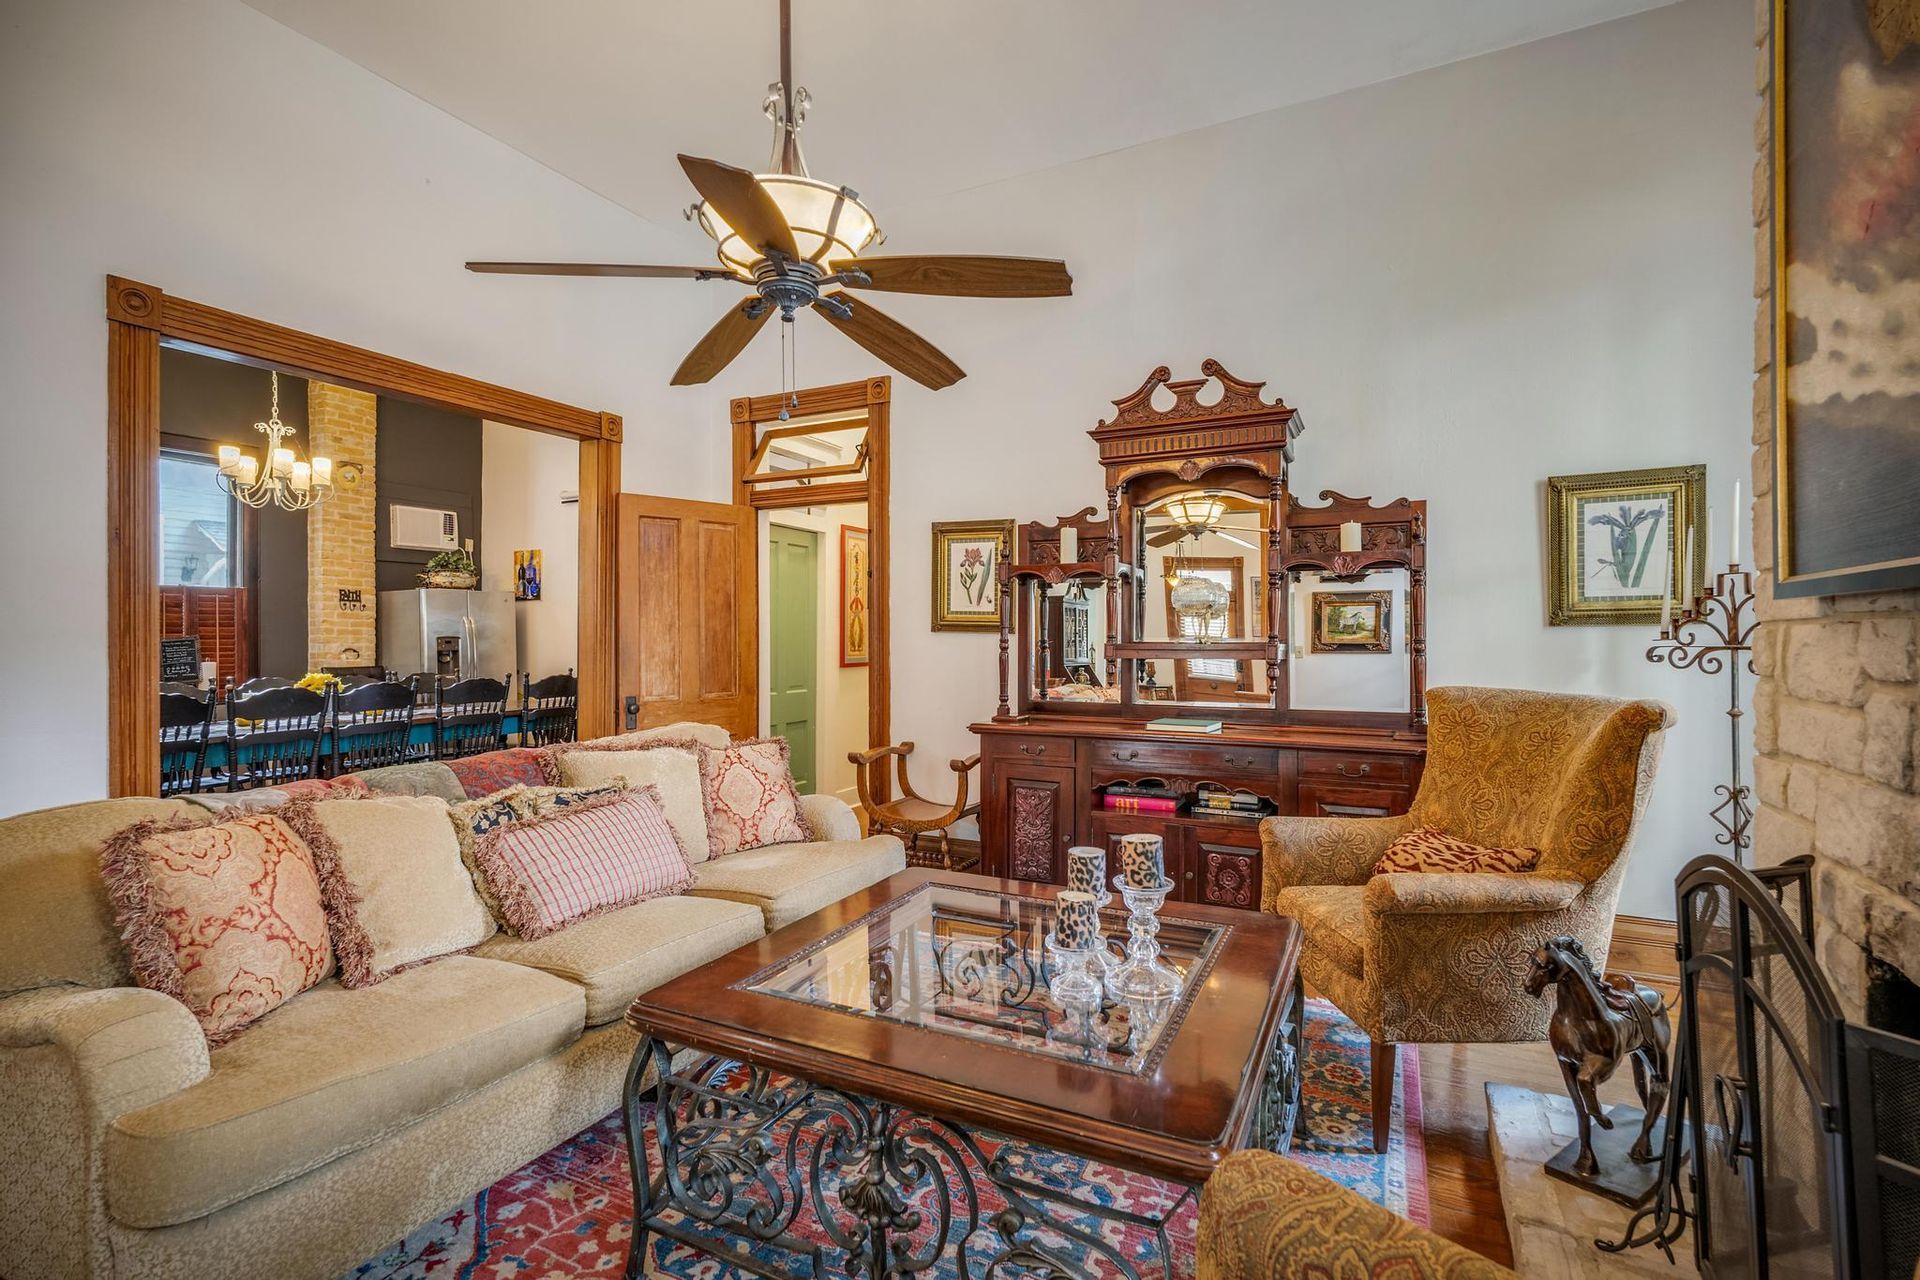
768, 524, 818, 793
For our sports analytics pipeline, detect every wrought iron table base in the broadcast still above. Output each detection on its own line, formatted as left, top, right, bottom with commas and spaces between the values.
619, 992, 1302, 1280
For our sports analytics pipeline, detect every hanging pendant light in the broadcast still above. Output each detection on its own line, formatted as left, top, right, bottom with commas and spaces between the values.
215, 371, 334, 512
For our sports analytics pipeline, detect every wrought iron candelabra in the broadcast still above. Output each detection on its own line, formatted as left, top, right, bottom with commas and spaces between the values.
1644, 564, 1757, 860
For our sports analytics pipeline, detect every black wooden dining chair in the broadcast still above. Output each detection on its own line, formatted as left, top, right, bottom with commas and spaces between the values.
519, 670, 579, 748
403, 673, 448, 761
158, 682, 214, 796
221, 684, 329, 791
329, 679, 417, 776
434, 676, 509, 760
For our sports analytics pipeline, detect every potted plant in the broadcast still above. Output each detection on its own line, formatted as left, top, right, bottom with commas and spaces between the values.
419, 548, 479, 589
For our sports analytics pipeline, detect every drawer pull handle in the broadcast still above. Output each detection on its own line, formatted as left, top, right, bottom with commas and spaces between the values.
1113, 748, 1140, 762
1019, 744, 1047, 756
1334, 762, 1372, 778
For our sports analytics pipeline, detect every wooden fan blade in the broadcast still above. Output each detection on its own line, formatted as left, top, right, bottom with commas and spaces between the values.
671, 300, 772, 386
812, 296, 965, 390
678, 154, 799, 262
1147, 527, 1189, 548
832, 254, 1073, 298
466, 261, 734, 279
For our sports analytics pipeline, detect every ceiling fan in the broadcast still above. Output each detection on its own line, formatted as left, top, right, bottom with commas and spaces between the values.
465, 0, 1071, 392
1147, 495, 1261, 551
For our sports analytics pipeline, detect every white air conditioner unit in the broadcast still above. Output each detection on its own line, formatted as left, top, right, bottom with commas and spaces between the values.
390, 504, 458, 551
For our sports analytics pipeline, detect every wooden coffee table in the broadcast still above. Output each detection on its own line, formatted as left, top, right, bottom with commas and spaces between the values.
619, 868, 1303, 1279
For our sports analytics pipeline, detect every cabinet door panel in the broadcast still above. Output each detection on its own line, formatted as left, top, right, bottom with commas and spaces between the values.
997, 766, 1076, 886
1187, 823, 1263, 910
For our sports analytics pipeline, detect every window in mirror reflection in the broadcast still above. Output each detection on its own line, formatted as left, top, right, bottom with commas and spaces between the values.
159, 451, 239, 587
1138, 492, 1266, 642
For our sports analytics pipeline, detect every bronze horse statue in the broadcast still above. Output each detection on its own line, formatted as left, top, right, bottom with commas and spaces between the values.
1524, 934, 1671, 1177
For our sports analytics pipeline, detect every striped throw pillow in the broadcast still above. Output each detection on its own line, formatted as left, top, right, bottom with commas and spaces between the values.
1373, 825, 1541, 877
468, 785, 693, 939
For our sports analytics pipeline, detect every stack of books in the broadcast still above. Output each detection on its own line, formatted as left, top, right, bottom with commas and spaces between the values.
1100, 781, 1180, 813
1145, 716, 1224, 735
1193, 784, 1268, 817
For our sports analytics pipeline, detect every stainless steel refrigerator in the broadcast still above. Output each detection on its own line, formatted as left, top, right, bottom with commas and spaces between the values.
378, 589, 517, 685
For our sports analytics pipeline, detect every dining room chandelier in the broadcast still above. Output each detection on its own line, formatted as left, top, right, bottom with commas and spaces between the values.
214, 371, 334, 512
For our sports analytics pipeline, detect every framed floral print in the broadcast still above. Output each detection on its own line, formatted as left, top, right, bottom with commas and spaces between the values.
840, 525, 869, 667
931, 519, 1012, 632
1310, 591, 1392, 653
1770, 0, 1920, 597
1547, 464, 1705, 626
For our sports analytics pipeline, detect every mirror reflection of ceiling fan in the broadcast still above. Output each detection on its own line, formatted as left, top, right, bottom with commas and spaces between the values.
464, 0, 1071, 391
1147, 495, 1261, 551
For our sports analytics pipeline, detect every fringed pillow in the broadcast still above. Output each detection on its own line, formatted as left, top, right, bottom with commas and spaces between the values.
309, 794, 495, 986
1372, 826, 1541, 877
445, 747, 549, 798
700, 736, 810, 858
99, 800, 357, 1045
447, 781, 627, 922
467, 785, 693, 939
541, 737, 711, 864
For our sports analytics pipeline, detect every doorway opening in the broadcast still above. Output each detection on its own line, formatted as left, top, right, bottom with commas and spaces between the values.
734, 377, 890, 806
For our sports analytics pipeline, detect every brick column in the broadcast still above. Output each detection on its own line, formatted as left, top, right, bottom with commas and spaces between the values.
1749, 0, 1920, 1018
306, 382, 378, 671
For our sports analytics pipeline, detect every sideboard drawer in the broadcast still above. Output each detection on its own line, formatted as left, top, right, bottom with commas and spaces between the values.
988, 735, 1074, 766
1088, 738, 1279, 780
1298, 751, 1412, 786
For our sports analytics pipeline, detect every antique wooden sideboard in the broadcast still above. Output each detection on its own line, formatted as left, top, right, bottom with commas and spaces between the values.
971, 360, 1429, 910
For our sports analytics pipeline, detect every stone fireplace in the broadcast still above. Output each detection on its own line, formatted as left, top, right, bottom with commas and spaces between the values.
1749, 0, 1920, 1026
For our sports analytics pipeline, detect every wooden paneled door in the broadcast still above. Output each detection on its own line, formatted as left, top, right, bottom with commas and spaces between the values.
615, 494, 757, 740
767, 525, 818, 791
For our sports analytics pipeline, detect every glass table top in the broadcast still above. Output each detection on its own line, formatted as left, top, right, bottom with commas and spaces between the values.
735, 881, 1227, 1075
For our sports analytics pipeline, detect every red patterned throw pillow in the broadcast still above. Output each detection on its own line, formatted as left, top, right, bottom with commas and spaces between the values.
1373, 825, 1541, 877
467, 785, 693, 939
99, 800, 359, 1045
700, 737, 810, 857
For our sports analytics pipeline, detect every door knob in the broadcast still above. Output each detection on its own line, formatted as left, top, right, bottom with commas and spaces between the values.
624, 696, 638, 730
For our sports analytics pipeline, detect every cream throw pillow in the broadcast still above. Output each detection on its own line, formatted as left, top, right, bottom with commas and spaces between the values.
548, 743, 712, 864
311, 794, 495, 985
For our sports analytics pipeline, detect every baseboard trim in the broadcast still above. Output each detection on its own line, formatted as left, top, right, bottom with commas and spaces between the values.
1608, 914, 1678, 987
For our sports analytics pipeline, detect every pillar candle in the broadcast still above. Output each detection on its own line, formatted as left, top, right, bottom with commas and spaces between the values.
1339, 521, 1362, 553
1066, 846, 1106, 897
1054, 891, 1101, 950
1117, 834, 1166, 889
1731, 480, 1742, 565
1683, 527, 1694, 603
1059, 526, 1078, 563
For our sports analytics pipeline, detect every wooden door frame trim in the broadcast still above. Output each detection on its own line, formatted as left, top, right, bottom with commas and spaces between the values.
106, 275, 622, 796
731, 377, 891, 774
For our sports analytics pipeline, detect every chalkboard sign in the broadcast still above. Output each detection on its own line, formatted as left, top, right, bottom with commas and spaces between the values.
160, 636, 201, 682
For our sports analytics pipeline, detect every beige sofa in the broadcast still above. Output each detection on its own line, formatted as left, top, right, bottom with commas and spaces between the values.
0, 725, 905, 1280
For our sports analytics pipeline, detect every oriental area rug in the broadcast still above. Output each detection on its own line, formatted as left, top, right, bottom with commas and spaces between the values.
348, 1000, 1427, 1279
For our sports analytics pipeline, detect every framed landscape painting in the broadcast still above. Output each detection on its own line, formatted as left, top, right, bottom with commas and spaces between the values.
1771, 0, 1920, 597
931, 519, 1012, 632
1310, 591, 1392, 653
1547, 465, 1705, 626
840, 525, 869, 667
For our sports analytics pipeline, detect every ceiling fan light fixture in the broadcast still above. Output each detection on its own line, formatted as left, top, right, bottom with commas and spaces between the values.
693, 175, 879, 275
1160, 494, 1229, 531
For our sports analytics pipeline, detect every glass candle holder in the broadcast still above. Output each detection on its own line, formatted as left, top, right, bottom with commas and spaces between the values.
1104, 873, 1182, 1003
1044, 932, 1107, 1010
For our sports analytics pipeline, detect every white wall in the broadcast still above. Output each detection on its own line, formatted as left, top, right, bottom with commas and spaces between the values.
0, 0, 722, 812
759, 504, 870, 806
757, 0, 1755, 919
478, 420, 578, 683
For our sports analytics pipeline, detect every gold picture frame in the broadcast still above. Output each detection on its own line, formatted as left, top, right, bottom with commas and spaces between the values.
1310, 591, 1392, 653
1547, 464, 1705, 626
931, 519, 1012, 632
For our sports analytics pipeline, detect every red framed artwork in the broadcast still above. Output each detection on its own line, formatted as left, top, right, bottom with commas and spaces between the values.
840, 525, 870, 667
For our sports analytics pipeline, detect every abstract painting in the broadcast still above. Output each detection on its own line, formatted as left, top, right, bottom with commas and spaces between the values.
1773, 0, 1920, 596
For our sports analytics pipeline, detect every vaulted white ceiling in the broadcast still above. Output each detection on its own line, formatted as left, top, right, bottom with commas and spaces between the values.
242, 0, 1675, 234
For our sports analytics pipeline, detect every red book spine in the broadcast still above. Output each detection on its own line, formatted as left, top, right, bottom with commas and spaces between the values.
1102, 795, 1179, 813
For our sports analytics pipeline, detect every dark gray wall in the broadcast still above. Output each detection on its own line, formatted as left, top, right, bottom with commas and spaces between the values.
375, 398, 483, 593
158, 348, 308, 676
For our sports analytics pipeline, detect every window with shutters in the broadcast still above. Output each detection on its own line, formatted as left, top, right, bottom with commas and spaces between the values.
159, 451, 240, 587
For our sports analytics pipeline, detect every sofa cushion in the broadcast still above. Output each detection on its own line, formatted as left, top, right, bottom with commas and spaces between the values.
447, 781, 628, 920
591, 722, 731, 751
445, 747, 549, 798
1373, 825, 1539, 877
99, 803, 349, 1045
475, 894, 764, 1025
687, 836, 906, 931
701, 737, 810, 857
105, 954, 584, 1228
1271, 884, 1369, 977
0, 797, 197, 995
546, 740, 711, 864
310, 794, 495, 983
469, 787, 693, 939
354, 760, 466, 803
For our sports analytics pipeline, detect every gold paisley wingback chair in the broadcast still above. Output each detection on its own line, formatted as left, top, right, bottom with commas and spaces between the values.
1260, 686, 1672, 1152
